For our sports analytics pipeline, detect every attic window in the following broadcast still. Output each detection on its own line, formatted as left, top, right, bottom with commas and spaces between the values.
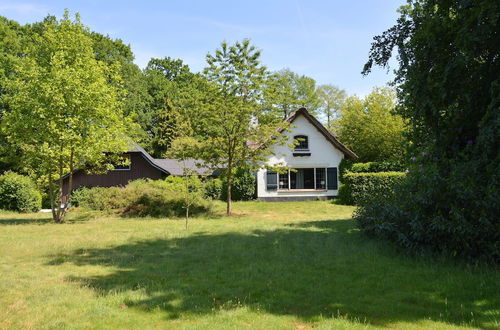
294, 135, 309, 151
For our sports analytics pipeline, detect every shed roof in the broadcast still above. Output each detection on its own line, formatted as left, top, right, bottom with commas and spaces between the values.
128, 143, 214, 176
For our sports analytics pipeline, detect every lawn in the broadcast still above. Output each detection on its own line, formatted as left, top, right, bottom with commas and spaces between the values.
0, 201, 498, 329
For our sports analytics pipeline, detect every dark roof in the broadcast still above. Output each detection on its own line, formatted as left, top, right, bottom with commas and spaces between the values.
128, 143, 213, 176
280, 108, 358, 159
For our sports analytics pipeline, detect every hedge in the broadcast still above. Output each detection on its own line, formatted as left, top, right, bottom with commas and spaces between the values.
350, 161, 406, 173
0, 171, 42, 212
339, 172, 406, 205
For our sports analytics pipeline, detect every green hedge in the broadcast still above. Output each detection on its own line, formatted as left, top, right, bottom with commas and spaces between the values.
350, 162, 406, 173
0, 171, 42, 212
339, 172, 406, 205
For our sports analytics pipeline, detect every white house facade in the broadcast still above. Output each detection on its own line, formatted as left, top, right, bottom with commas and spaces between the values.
256, 108, 357, 201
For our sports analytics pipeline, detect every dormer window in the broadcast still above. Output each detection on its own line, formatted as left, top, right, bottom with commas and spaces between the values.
294, 135, 309, 151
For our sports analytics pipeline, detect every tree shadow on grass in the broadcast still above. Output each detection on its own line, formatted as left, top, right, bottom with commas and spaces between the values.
47, 219, 499, 328
0, 217, 54, 225
0, 210, 98, 225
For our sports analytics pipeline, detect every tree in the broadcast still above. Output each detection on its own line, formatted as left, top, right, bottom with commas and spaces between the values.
142, 57, 199, 157
317, 84, 346, 127
0, 17, 26, 172
264, 68, 321, 119
2, 11, 132, 223
358, 0, 499, 261
164, 100, 202, 230
335, 87, 405, 163
170, 39, 286, 216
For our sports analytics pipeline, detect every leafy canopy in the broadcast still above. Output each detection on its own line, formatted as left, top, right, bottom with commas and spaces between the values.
1, 11, 133, 222
335, 87, 405, 163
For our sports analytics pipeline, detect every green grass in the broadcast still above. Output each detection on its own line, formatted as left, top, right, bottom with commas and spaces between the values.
0, 201, 498, 329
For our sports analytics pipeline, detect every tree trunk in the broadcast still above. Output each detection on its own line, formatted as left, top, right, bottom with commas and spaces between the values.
226, 173, 232, 216
55, 153, 64, 223
48, 173, 57, 221
184, 169, 189, 230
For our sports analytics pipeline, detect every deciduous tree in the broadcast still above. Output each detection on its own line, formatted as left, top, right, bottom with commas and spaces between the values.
2, 11, 132, 223
317, 84, 346, 127
335, 87, 405, 163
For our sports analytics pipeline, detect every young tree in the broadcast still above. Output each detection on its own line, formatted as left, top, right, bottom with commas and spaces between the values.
164, 101, 201, 229
335, 87, 405, 163
2, 11, 131, 223
317, 84, 346, 127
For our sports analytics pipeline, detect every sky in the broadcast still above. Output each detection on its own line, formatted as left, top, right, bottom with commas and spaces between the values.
0, 0, 405, 96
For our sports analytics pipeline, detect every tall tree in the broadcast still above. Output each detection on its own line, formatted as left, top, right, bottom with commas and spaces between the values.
264, 68, 321, 119
143, 57, 198, 157
317, 84, 346, 127
359, 0, 499, 261
335, 87, 405, 163
170, 39, 286, 215
2, 11, 132, 223
0, 16, 26, 172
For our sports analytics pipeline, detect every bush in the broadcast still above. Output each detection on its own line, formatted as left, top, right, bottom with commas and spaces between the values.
337, 184, 353, 205
69, 186, 91, 207
340, 172, 406, 205
355, 161, 500, 263
205, 178, 223, 200
78, 178, 212, 217
0, 171, 42, 212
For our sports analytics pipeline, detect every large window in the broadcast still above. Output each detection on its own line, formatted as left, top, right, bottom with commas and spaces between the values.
290, 168, 315, 189
266, 167, 338, 191
294, 135, 309, 151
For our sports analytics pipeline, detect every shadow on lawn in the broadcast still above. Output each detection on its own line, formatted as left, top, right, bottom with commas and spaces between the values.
48, 219, 498, 328
0, 211, 96, 225
0, 216, 53, 225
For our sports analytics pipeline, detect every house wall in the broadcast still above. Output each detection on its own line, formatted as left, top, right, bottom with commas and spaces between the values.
257, 115, 344, 200
62, 152, 167, 198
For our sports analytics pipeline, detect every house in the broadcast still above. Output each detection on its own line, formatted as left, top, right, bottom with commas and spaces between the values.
61, 144, 213, 199
256, 108, 357, 201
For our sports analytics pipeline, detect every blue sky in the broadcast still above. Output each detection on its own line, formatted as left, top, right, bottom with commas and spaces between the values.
0, 0, 404, 96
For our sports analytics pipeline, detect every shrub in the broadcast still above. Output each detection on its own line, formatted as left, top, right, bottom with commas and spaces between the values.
69, 186, 90, 207
78, 178, 212, 217
205, 178, 223, 200
337, 184, 353, 205
79, 186, 128, 211
0, 171, 42, 212
355, 161, 500, 263
341, 172, 406, 206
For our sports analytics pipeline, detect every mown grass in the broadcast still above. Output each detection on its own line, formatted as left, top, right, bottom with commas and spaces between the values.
0, 201, 498, 329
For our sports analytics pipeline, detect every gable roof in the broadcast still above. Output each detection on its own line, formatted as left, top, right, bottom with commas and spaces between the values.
281, 108, 358, 159
128, 143, 213, 176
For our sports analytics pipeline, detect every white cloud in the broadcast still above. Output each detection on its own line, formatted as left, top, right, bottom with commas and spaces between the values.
0, 2, 47, 15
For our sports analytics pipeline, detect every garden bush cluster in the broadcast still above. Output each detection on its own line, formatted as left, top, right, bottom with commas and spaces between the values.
338, 172, 406, 205
355, 161, 499, 263
71, 177, 212, 217
0, 171, 42, 212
